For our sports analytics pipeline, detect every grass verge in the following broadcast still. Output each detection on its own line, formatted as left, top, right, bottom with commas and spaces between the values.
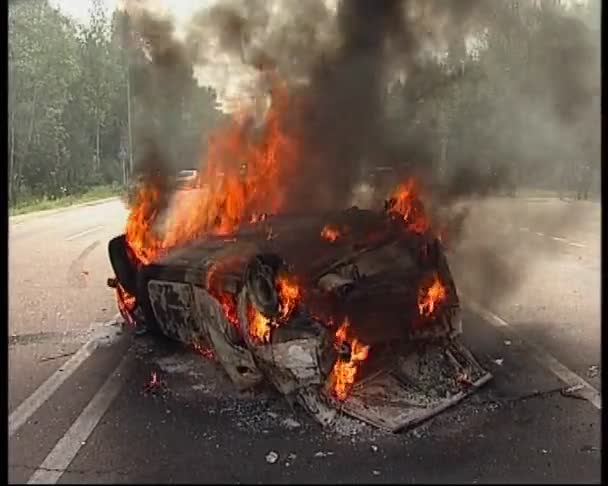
9, 184, 124, 216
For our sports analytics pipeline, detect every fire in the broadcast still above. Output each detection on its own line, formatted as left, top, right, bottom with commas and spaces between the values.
217, 292, 240, 328
246, 273, 300, 343
125, 180, 164, 265
115, 284, 137, 327
124, 74, 298, 265
193, 342, 215, 360
388, 178, 430, 235
321, 225, 341, 242
249, 212, 267, 224
276, 274, 301, 320
249, 307, 272, 343
417, 273, 447, 317
205, 264, 240, 329
328, 319, 370, 401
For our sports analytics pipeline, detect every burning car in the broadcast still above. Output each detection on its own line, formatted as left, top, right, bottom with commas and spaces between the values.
107, 177, 490, 432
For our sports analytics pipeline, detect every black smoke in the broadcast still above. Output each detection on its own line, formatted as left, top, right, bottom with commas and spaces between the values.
122, 0, 599, 306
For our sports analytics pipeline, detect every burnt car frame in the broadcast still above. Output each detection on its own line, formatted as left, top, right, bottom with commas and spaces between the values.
108, 206, 491, 432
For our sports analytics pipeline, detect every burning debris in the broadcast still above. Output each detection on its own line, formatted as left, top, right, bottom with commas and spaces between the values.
321, 225, 341, 243
327, 319, 370, 402
109, 185, 490, 430
143, 371, 166, 395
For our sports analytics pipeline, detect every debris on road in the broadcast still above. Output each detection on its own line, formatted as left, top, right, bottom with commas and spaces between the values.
39, 351, 77, 362
370, 444, 378, 452
314, 451, 334, 458
143, 371, 165, 394
265, 451, 279, 464
560, 384, 585, 400
580, 445, 600, 453
504, 340, 512, 346
281, 418, 301, 429
587, 365, 599, 378
456, 372, 474, 387
372, 470, 381, 476
285, 452, 297, 467
493, 358, 504, 366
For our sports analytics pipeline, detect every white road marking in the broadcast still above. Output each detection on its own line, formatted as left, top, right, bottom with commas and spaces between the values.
8, 316, 121, 438
26, 355, 130, 485
65, 225, 104, 241
464, 298, 601, 410
518, 227, 586, 249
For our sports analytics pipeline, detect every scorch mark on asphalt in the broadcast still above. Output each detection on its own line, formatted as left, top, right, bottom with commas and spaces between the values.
464, 297, 601, 410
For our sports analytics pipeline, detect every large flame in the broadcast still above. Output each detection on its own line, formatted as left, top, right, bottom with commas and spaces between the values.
417, 272, 447, 317
276, 274, 300, 320
125, 76, 297, 265
247, 273, 301, 343
125, 181, 164, 265
249, 307, 272, 343
328, 318, 370, 401
388, 178, 430, 234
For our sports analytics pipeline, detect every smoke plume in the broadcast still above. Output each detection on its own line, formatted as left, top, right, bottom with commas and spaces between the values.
123, 0, 599, 306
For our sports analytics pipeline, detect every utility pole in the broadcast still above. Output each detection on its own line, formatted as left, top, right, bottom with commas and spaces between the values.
126, 58, 134, 180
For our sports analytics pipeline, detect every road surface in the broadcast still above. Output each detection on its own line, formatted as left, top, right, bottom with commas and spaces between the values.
8, 196, 601, 484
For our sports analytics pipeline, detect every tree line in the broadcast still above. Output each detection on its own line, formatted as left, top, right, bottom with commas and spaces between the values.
385, 0, 600, 194
8, 0, 600, 205
8, 0, 223, 205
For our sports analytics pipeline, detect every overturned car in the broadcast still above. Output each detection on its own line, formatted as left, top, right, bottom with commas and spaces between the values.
107, 185, 491, 432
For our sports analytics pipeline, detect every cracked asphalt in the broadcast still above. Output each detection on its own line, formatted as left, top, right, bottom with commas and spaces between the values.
8, 196, 601, 484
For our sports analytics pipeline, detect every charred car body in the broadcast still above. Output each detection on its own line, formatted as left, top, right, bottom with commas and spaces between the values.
108, 196, 491, 432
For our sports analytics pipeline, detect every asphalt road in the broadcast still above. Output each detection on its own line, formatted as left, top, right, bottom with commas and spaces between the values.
8, 195, 601, 484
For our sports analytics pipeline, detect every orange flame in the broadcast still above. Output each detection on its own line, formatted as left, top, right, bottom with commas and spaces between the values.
125, 182, 164, 265
249, 307, 272, 343
249, 212, 267, 224
193, 342, 216, 360
124, 75, 298, 266
115, 284, 137, 327
417, 273, 447, 317
277, 274, 300, 320
217, 292, 240, 328
205, 264, 240, 330
321, 225, 341, 242
389, 178, 430, 234
328, 319, 370, 401
246, 273, 300, 344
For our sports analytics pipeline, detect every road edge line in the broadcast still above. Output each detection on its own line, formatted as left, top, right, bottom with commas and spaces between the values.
8, 315, 122, 438
10, 197, 120, 223
26, 354, 131, 484
463, 297, 601, 410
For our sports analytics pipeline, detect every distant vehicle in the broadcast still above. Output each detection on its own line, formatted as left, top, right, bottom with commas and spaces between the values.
175, 170, 199, 190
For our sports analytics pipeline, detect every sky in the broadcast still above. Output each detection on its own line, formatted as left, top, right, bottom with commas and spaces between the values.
50, 0, 213, 27
50, 0, 592, 112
